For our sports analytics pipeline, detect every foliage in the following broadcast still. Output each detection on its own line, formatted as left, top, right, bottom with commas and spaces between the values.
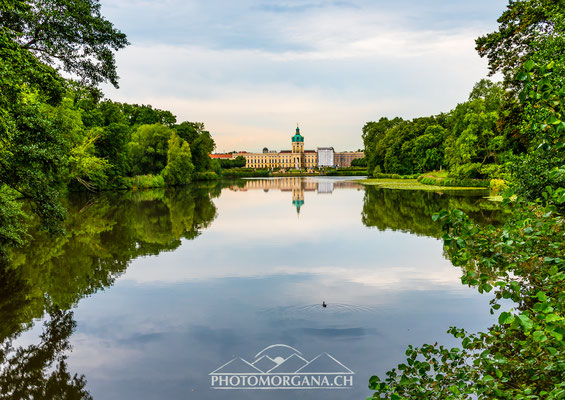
1, 0, 128, 87
475, 0, 562, 87
162, 132, 194, 186
193, 171, 219, 181
512, 57, 564, 204
324, 170, 367, 176
351, 157, 367, 167
362, 80, 511, 180
221, 168, 271, 178
0, 0, 128, 257
219, 156, 246, 169
417, 175, 490, 188
445, 82, 505, 174
128, 174, 165, 189
128, 123, 172, 176
368, 2, 565, 398
368, 192, 564, 399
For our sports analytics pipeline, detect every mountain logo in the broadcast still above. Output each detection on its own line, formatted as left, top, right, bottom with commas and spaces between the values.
210, 344, 354, 390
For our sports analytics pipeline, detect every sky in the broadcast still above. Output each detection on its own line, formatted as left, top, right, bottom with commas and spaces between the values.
99, 0, 509, 153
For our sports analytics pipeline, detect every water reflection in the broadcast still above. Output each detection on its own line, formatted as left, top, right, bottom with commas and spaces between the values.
362, 185, 506, 237
0, 178, 505, 399
227, 177, 362, 215
0, 309, 92, 400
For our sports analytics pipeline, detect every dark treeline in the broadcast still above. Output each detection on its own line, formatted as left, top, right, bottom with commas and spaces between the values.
52, 86, 218, 191
363, 79, 510, 180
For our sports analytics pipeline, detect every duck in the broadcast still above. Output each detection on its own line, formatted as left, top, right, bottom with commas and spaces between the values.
322, 301, 327, 308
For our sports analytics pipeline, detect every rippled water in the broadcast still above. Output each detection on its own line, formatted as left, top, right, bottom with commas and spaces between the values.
1, 177, 505, 399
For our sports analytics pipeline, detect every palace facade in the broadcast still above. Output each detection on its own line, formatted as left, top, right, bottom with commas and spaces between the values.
211, 125, 364, 170
239, 125, 317, 171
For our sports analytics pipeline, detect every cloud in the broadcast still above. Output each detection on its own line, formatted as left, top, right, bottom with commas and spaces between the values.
100, 0, 507, 150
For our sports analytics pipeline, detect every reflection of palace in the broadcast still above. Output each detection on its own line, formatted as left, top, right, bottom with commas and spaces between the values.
211, 125, 364, 170
230, 178, 361, 215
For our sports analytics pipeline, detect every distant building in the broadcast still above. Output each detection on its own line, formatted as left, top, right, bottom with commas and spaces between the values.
238, 125, 317, 171
317, 147, 334, 168
334, 151, 364, 167
212, 126, 364, 170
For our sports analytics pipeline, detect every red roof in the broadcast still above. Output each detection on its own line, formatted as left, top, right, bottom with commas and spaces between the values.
210, 154, 234, 159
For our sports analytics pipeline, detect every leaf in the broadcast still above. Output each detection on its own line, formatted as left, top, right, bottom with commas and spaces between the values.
498, 312, 514, 324
517, 314, 533, 331
532, 331, 548, 342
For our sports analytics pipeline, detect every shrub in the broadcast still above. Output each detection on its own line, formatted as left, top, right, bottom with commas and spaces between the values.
490, 178, 508, 194
194, 171, 219, 181
129, 174, 166, 189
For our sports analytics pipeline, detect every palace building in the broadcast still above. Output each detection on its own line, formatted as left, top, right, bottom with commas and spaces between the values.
238, 125, 318, 171
211, 125, 364, 169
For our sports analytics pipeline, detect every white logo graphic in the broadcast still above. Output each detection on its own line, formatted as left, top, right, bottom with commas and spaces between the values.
210, 344, 354, 390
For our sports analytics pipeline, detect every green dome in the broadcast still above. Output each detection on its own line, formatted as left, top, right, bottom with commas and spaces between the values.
291, 126, 304, 143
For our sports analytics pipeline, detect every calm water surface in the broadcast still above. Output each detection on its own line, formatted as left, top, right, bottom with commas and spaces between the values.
2, 177, 505, 399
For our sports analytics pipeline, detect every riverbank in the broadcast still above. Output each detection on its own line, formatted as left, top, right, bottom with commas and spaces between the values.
356, 178, 490, 194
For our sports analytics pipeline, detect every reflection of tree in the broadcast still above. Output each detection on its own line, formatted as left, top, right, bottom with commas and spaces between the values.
2, 184, 220, 342
361, 186, 506, 238
0, 309, 92, 400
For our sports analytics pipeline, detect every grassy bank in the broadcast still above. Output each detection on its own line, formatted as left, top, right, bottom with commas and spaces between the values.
356, 178, 490, 194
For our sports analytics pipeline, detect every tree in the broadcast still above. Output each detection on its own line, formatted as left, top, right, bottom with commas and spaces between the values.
162, 132, 194, 185
362, 117, 403, 176
128, 124, 172, 176
122, 103, 176, 127
412, 125, 446, 172
0, 0, 127, 258
475, 0, 562, 86
174, 122, 216, 172
1, 0, 128, 87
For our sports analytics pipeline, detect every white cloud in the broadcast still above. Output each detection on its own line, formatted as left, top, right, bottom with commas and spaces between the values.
100, 0, 504, 151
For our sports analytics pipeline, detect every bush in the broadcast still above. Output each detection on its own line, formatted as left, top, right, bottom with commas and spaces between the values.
324, 170, 367, 176
490, 178, 508, 194
221, 169, 270, 178
372, 173, 419, 179
417, 175, 490, 188
194, 171, 219, 181
128, 174, 166, 189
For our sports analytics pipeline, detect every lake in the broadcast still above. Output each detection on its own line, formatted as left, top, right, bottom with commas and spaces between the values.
1, 177, 505, 399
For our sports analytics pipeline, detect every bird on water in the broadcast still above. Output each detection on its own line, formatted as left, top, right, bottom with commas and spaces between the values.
322, 301, 327, 308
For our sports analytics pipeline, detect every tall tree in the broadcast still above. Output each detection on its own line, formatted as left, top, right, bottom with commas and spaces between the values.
0, 0, 127, 258
1, 0, 128, 87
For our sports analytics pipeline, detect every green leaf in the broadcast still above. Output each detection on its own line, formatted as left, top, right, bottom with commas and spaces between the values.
517, 314, 533, 331
499, 312, 514, 324
532, 331, 548, 342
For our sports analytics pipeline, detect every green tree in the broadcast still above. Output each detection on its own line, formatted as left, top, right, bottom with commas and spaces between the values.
128, 124, 172, 176
362, 117, 403, 176
2, 0, 128, 87
122, 103, 176, 127
162, 132, 194, 185
368, 2, 565, 398
0, 0, 127, 258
